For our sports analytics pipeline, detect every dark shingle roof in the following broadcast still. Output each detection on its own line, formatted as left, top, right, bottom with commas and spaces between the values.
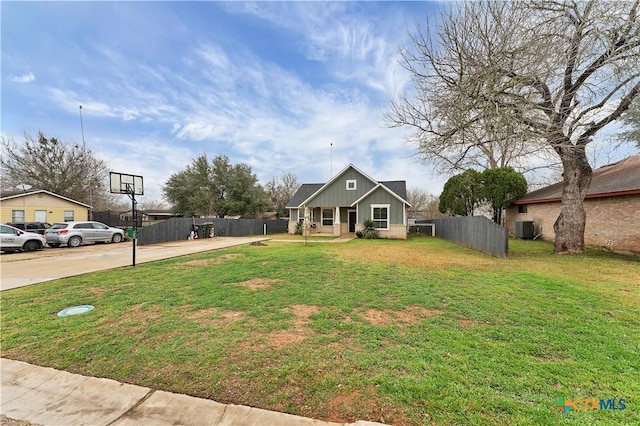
286, 176, 409, 209
286, 183, 324, 208
380, 181, 407, 201
515, 155, 640, 204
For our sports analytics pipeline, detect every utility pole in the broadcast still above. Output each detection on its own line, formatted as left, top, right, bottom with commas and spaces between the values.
79, 105, 93, 219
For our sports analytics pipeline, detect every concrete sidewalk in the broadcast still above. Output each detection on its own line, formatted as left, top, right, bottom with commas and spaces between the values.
1, 359, 384, 426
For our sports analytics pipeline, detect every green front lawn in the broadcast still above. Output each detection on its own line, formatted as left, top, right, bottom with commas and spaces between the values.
1, 237, 638, 425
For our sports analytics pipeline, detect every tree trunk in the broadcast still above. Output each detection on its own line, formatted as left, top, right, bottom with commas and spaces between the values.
553, 145, 592, 254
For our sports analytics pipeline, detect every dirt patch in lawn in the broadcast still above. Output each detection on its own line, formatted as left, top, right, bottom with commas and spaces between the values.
179, 253, 245, 267
265, 305, 321, 349
231, 278, 280, 290
110, 303, 162, 332
359, 305, 443, 327
186, 307, 247, 327
286, 304, 321, 318
324, 387, 413, 425
266, 330, 306, 349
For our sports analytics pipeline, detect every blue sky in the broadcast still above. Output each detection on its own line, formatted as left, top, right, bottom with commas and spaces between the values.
2, 1, 635, 203
2, 1, 445, 202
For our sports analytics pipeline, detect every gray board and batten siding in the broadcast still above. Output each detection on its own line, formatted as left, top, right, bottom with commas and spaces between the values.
416, 216, 509, 258
357, 186, 407, 225
303, 168, 378, 207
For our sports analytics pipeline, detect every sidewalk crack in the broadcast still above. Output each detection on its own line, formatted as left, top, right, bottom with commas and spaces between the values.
106, 389, 155, 426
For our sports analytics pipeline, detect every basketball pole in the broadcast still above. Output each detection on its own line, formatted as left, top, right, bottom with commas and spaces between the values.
127, 184, 137, 267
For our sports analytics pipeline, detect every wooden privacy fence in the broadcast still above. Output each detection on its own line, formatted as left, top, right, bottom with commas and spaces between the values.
137, 218, 289, 246
415, 216, 508, 258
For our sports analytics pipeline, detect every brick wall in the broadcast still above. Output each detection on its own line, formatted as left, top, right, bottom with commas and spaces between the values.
506, 194, 640, 255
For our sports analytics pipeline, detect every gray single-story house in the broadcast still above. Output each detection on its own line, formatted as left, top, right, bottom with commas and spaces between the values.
286, 164, 411, 239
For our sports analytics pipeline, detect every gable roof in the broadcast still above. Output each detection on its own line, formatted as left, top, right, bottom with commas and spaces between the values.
286, 164, 410, 208
351, 182, 412, 207
286, 184, 324, 208
514, 155, 640, 204
0, 189, 92, 208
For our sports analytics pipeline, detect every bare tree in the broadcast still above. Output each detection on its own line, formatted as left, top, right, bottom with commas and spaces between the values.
616, 98, 640, 149
265, 172, 300, 217
388, 0, 640, 253
1, 132, 111, 207
406, 188, 447, 219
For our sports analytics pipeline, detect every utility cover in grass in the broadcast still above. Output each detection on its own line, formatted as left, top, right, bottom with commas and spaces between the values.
57, 305, 94, 317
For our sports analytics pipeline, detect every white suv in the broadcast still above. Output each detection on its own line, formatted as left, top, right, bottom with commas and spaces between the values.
1, 224, 47, 253
45, 221, 125, 248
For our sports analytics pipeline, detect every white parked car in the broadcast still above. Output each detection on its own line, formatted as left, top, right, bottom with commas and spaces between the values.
1, 224, 47, 253
45, 221, 125, 248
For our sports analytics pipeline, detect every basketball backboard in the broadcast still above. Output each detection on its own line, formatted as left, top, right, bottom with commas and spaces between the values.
110, 172, 144, 195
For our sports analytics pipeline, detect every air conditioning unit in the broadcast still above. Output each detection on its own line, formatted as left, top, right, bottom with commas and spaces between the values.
515, 221, 535, 239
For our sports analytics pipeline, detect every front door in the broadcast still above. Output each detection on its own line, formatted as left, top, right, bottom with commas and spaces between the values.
348, 211, 357, 233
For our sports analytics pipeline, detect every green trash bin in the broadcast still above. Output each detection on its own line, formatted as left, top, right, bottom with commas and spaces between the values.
203, 223, 214, 238
196, 225, 206, 239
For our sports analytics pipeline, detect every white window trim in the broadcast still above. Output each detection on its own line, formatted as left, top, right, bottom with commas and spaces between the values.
371, 204, 390, 230
346, 179, 357, 191
11, 210, 25, 223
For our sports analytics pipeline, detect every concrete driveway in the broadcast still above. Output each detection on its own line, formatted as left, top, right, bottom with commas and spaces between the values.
0, 237, 268, 291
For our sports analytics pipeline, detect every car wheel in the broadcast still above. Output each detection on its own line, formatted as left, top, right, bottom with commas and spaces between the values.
68, 236, 82, 248
112, 233, 123, 243
23, 241, 40, 252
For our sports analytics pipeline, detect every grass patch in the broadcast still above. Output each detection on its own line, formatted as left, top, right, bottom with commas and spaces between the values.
1, 236, 638, 425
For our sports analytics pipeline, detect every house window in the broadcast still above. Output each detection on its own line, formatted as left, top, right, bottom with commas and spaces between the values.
346, 179, 357, 191
371, 204, 389, 230
517, 205, 528, 214
11, 210, 25, 223
64, 210, 75, 221
322, 208, 333, 226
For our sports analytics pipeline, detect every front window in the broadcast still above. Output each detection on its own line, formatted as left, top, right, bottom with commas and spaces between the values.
64, 211, 74, 221
371, 205, 389, 229
11, 210, 25, 223
322, 208, 333, 226
346, 179, 357, 190
517, 205, 528, 214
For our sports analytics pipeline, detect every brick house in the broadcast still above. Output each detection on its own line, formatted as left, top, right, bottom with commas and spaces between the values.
506, 155, 640, 255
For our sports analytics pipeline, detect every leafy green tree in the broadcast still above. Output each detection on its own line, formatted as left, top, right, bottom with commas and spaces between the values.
163, 154, 268, 218
438, 169, 483, 216
481, 167, 527, 224
1, 132, 110, 207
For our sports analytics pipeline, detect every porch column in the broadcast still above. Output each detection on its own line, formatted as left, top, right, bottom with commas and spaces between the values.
335, 206, 340, 224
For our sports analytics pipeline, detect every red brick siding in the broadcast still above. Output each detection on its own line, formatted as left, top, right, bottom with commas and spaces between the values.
506, 194, 640, 255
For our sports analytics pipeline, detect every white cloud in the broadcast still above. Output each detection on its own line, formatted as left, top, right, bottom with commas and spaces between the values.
9, 72, 35, 83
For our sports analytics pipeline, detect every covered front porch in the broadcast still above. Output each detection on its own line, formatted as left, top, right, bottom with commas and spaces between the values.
289, 206, 359, 236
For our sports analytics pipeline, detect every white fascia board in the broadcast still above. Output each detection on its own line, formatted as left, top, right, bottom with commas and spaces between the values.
298, 163, 378, 207
1, 189, 93, 208
350, 183, 411, 207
